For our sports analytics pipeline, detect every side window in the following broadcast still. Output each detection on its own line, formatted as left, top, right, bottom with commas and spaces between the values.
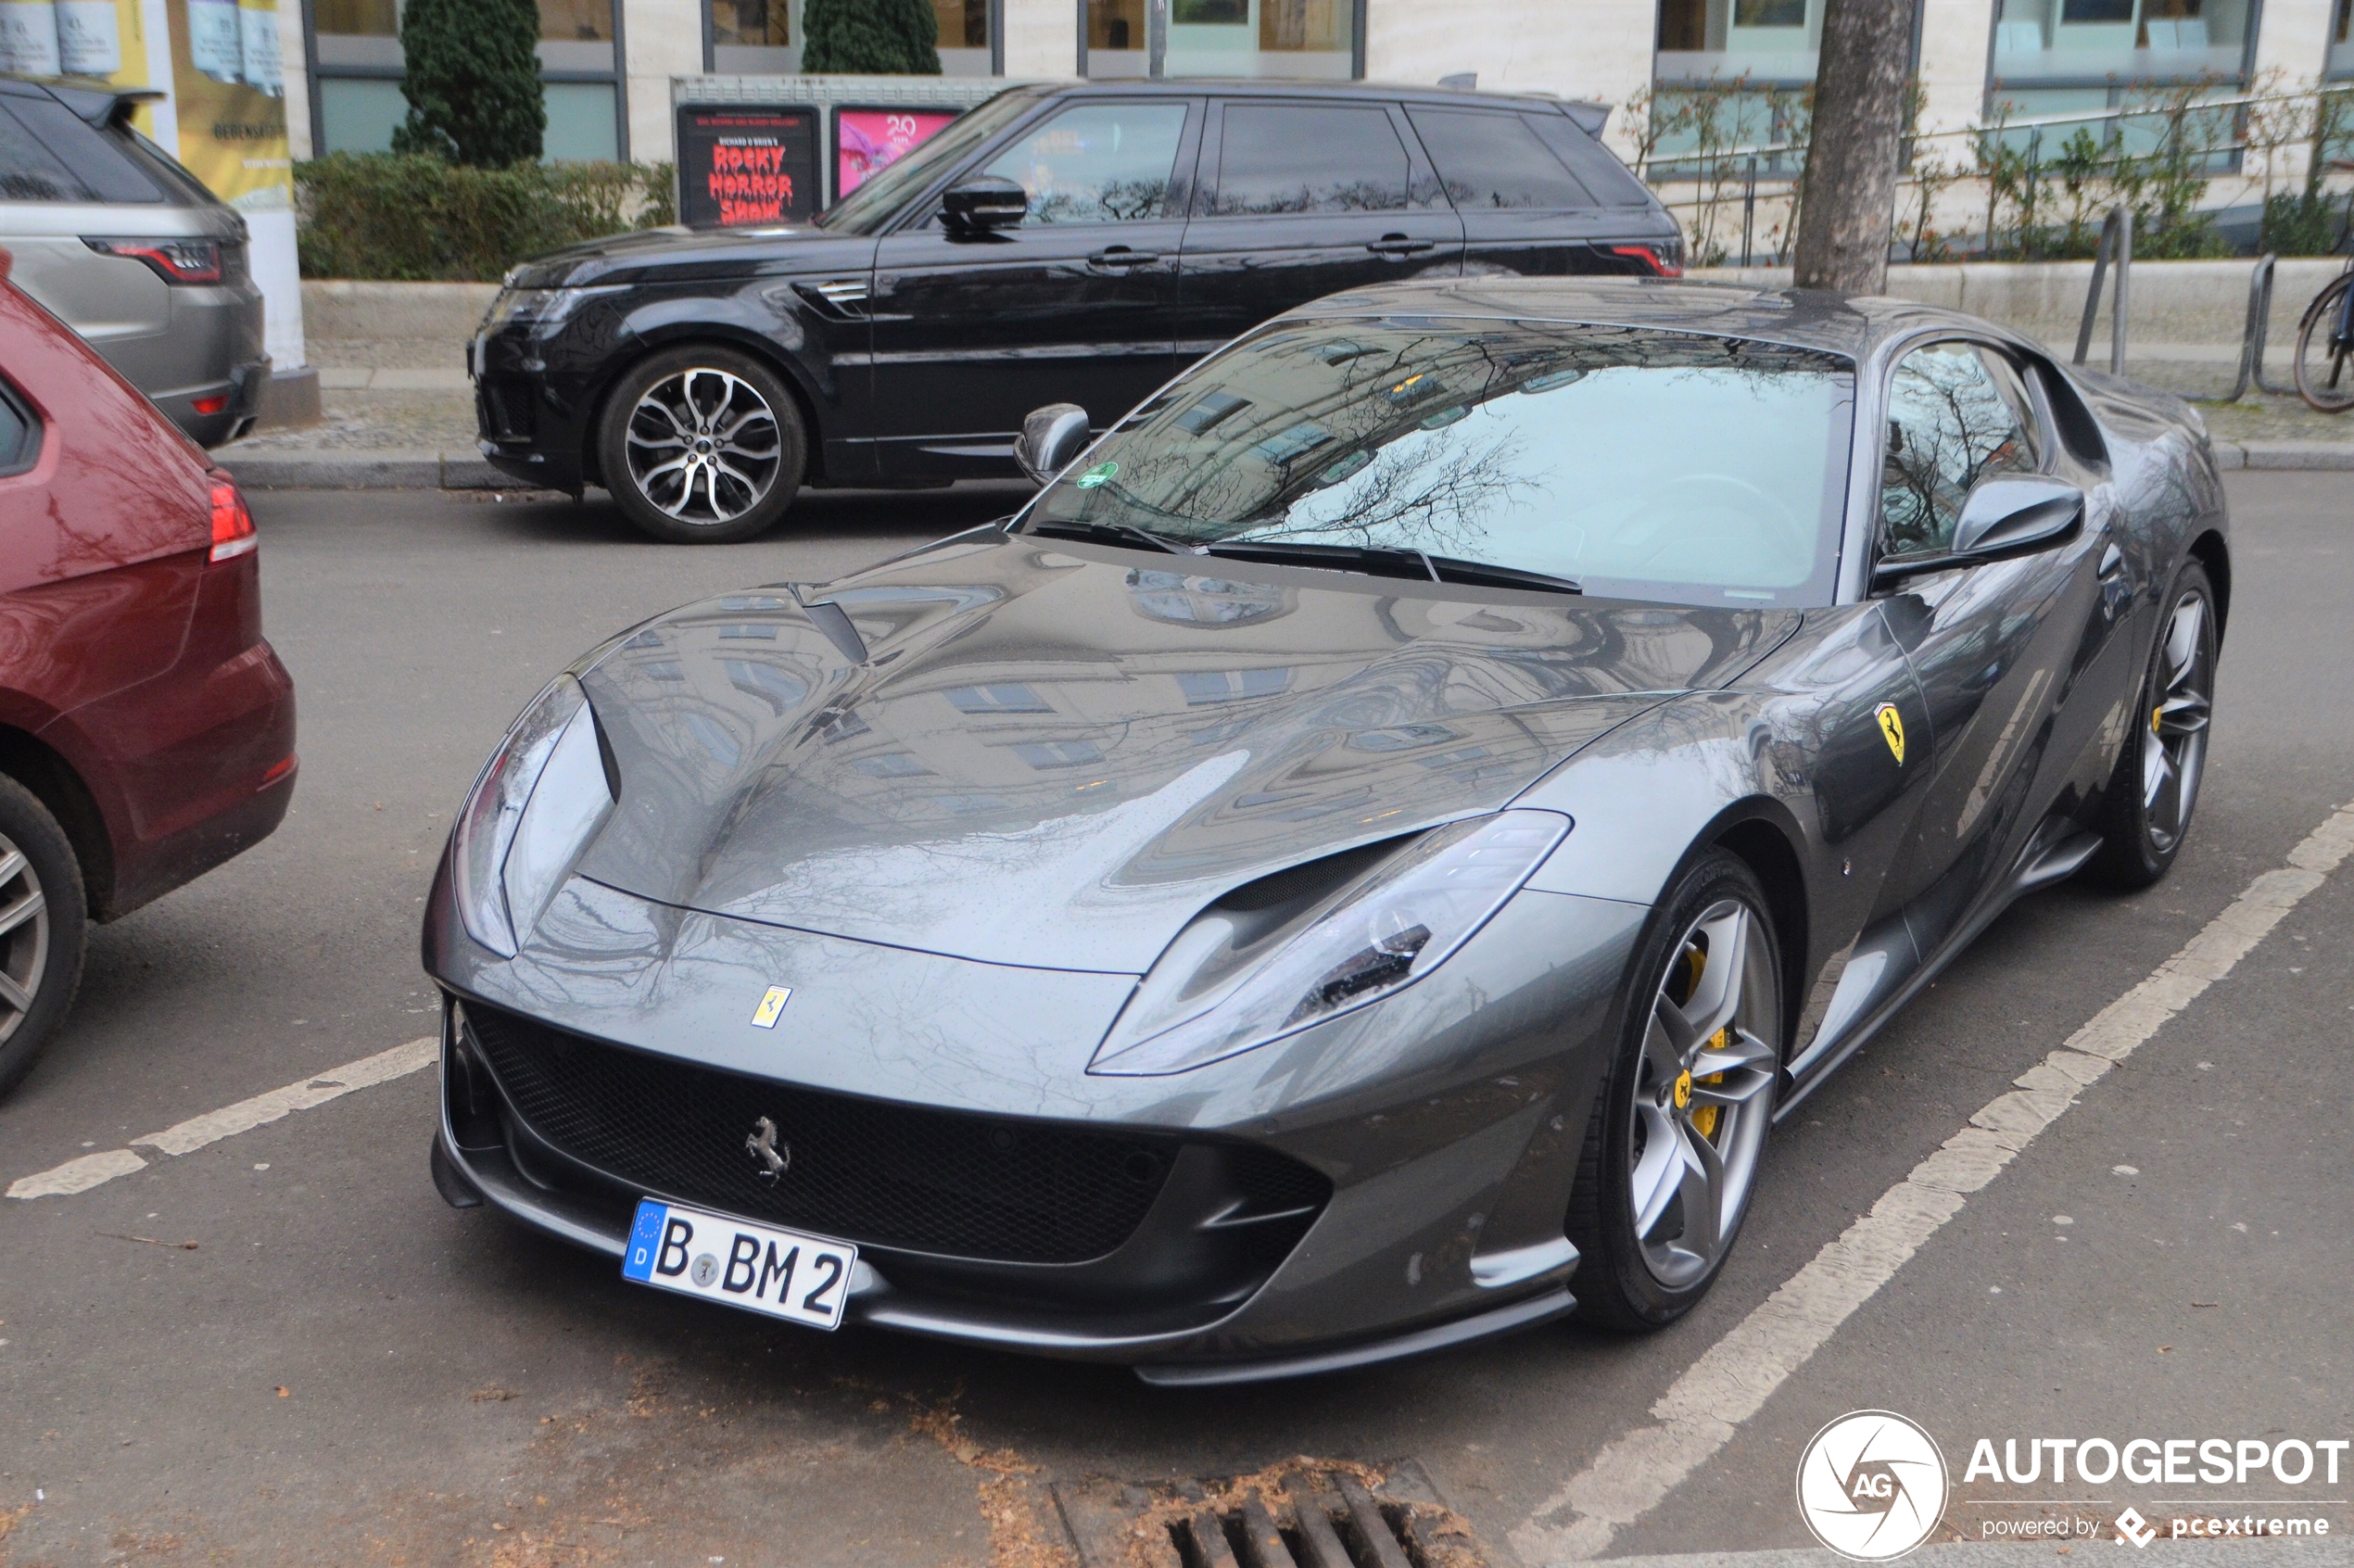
1523, 114, 1652, 208
7, 96, 163, 203
1209, 104, 1409, 216
0, 379, 42, 475
1408, 108, 1595, 210
977, 102, 1189, 225
0, 106, 86, 202
1880, 342, 2044, 558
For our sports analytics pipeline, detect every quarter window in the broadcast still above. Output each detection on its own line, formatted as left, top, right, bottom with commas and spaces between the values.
1408, 109, 1595, 210
1209, 104, 1410, 215
978, 102, 1189, 224
1880, 343, 2043, 558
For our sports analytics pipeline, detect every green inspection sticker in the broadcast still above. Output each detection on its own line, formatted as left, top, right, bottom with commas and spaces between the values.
1074, 462, 1119, 489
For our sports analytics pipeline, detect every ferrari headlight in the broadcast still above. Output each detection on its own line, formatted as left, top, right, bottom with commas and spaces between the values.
1089, 810, 1570, 1076
450, 676, 615, 957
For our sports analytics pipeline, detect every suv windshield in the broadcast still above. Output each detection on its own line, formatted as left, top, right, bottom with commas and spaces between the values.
1023, 319, 1855, 607
816, 90, 1040, 235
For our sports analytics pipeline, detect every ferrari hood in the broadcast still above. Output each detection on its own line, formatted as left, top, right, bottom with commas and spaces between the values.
569, 532, 1798, 974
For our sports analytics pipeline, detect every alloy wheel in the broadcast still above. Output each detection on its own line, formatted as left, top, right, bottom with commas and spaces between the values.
624, 368, 783, 525
2143, 589, 2213, 854
0, 831, 50, 1046
1626, 898, 1778, 1289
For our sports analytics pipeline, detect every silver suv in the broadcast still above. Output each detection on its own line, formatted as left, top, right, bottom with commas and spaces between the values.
0, 76, 265, 446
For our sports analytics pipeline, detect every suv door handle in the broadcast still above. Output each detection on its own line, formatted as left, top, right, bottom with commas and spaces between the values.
1366, 234, 1436, 257
1088, 247, 1161, 270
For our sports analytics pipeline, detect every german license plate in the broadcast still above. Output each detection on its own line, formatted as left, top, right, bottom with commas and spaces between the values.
620, 1198, 855, 1331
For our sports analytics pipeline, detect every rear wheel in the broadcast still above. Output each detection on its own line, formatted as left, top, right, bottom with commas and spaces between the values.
2087, 562, 2216, 889
0, 775, 87, 1098
596, 346, 807, 544
2293, 272, 2354, 415
1567, 851, 1781, 1331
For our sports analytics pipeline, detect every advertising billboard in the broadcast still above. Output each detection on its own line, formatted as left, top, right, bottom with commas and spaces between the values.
833, 107, 957, 200
676, 104, 818, 228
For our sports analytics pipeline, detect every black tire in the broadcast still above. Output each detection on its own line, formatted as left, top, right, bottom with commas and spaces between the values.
596, 345, 808, 545
0, 774, 87, 1098
2085, 562, 2218, 889
1567, 850, 1782, 1332
2292, 272, 2354, 415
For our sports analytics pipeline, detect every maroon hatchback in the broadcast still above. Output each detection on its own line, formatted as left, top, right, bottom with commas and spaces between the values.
0, 255, 295, 1094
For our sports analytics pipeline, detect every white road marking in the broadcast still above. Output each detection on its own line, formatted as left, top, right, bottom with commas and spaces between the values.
6, 1036, 437, 1201
1512, 803, 2354, 1564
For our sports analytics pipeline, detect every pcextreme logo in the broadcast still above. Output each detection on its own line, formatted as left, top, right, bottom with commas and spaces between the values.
1796, 1410, 1951, 1561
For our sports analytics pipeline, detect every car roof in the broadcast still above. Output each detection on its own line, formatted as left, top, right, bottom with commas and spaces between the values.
1272, 275, 2036, 364
1043, 76, 1607, 128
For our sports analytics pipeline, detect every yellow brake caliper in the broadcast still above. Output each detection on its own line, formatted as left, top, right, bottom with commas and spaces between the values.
1682, 943, 1729, 1141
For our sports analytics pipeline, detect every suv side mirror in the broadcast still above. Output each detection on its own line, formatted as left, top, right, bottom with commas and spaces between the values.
1015, 403, 1090, 486
942, 175, 1028, 234
1876, 476, 2085, 586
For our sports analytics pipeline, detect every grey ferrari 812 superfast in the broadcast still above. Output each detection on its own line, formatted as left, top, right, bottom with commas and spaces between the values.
424, 279, 2225, 1384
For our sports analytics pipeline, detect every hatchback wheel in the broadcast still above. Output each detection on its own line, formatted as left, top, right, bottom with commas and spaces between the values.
597, 347, 807, 545
0, 775, 87, 1097
1568, 850, 1781, 1330
2088, 562, 2216, 889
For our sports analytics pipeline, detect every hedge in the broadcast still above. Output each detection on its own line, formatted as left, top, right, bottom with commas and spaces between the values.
296, 153, 677, 282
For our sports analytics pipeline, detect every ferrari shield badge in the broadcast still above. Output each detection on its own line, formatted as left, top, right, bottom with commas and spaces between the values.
751, 985, 792, 1029
1875, 702, 1906, 765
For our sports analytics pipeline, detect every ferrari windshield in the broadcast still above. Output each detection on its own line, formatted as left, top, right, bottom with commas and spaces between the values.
1024, 319, 1855, 606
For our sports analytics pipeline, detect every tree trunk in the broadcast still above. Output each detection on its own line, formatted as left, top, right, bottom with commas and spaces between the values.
1791, 0, 1914, 294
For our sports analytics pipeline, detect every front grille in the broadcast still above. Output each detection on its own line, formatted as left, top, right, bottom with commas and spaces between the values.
465, 1003, 1184, 1265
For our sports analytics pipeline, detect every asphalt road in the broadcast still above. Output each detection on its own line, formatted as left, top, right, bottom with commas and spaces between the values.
1, 475, 2348, 1567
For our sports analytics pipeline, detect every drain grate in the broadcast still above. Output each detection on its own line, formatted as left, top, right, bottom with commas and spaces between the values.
1056, 1460, 1487, 1568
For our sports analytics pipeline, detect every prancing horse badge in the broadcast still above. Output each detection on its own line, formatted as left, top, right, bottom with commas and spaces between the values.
1874, 702, 1906, 765
751, 985, 792, 1029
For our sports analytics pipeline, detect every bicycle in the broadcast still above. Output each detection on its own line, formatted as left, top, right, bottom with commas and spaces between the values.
2293, 169, 2354, 412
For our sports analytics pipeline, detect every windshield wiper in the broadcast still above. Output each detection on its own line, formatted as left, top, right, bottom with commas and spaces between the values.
1024, 518, 1196, 556
1196, 539, 1581, 596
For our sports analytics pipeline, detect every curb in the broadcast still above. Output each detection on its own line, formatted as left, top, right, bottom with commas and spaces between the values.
221, 441, 2354, 491
223, 449, 516, 490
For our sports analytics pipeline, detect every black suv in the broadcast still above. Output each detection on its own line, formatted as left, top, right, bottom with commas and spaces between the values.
472, 79, 1681, 543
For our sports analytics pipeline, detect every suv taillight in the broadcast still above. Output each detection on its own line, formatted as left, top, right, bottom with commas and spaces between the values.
84, 236, 224, 285
209, 475, 256, 563
1609, 244, 1683, 279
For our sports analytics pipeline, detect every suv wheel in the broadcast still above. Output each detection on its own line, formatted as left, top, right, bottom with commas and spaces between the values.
0, 775, 87, 1097
597, 347, 808, 544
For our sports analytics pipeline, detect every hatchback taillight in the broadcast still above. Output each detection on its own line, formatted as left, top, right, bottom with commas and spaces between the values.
209, 476, 256, 563
83, 236, 224, 285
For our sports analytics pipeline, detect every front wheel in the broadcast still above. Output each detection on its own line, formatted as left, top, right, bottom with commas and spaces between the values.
1567, 851, 1782, 1331
2086, 562, 2217, 889
596, 347, 808, 544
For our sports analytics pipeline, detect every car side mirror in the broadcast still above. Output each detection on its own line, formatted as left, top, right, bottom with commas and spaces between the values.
1015, 403, 1090, 487
1876, 476, 2085, 587
942, 176, 1028, 234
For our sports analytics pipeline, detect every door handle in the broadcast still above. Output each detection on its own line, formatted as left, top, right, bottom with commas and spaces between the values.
1366, 234, 1436, 258
1087, 247, 1160, 269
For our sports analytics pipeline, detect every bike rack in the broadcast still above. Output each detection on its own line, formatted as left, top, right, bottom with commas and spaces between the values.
2198, 253, 2287, 404
2074, 205, 2133, 375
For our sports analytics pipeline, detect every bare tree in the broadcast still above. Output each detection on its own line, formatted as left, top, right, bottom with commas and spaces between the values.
1791, 0, 1914, 293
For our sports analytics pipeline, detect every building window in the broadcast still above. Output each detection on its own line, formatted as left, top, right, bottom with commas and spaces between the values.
707, 0, 996, 75
1650, 0, 1823, 176
1989, 0, 2253, 88
1083, 0, 1356, 80
2331, 0, 2353, 76
308, 0, 623, 159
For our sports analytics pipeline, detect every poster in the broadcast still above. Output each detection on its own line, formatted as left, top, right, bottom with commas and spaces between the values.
834, 108, 958, 200
676, 106, 818, 228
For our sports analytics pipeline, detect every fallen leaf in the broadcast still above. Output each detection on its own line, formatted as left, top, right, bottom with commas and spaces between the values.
275, 1385, 290, 1397
469, 1386, 516, 1402
2158, 1346, 2173, 1354
2191, 1300, 2219, 1308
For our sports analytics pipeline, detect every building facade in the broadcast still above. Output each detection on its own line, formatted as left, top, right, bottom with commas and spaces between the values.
285, 0, 2354, 171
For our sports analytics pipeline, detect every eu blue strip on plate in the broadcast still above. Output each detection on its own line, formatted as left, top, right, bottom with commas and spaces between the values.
622, 1198, 668, 1281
